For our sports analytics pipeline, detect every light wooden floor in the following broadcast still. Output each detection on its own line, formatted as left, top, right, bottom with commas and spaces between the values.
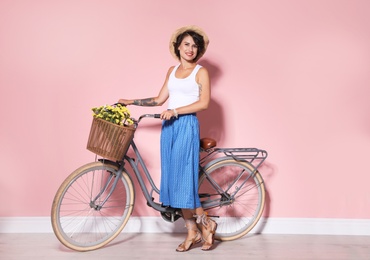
1, 233, 370, 260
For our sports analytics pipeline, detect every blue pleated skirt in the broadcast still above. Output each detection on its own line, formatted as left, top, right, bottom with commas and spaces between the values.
159, 113, 201, 209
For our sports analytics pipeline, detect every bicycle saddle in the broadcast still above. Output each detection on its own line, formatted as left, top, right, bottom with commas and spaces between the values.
200, 138, 217, 149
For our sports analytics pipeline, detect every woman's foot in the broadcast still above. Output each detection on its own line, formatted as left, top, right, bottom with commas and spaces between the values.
194, 213, 218, 251
176, 231, 202, 252
201, 218, 217, 250
176, 219, 202, 252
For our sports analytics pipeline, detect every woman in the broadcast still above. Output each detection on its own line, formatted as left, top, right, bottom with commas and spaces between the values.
118, 25, 217, 252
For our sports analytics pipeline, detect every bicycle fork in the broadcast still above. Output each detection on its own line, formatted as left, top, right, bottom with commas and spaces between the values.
89, 165, 124, 211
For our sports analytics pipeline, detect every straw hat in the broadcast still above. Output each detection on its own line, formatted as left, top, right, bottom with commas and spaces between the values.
169, 25, 209, 61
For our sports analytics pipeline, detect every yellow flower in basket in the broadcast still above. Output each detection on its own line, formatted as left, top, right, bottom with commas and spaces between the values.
91, 104, 134, 126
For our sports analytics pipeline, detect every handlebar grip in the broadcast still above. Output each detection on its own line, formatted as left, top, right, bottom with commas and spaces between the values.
137, 113, 162, 123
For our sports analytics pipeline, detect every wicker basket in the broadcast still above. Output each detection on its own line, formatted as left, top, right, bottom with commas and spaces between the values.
87, 117, 135, 161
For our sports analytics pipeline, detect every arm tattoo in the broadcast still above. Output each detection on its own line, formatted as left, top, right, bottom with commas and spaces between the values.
198, 83, 203, 96
133, 98, 158, 106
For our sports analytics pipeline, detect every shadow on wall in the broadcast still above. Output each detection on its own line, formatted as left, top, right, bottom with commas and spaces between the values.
198, 59, 225, 144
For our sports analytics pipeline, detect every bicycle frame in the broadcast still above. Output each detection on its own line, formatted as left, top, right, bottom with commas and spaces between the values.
94, 139, 182, 222
124, 140, 178, 213
96, 113, 182, 221
96, 114, 268, 221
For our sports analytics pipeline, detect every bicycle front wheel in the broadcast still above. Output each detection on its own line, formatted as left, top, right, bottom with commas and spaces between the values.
51, 161, 135, 251
198, 159, 265, 241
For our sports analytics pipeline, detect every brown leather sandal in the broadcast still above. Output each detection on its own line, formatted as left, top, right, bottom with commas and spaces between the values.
176, 219, 202, 252
194, 213, 218, 251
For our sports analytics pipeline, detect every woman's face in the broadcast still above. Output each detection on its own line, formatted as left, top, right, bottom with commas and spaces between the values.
177, 35, 198, 62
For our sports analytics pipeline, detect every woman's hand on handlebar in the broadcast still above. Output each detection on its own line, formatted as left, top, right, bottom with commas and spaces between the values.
160, 110, 176, 120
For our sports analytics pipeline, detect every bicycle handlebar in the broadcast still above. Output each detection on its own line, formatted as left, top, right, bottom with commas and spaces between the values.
137, 114, 161, 123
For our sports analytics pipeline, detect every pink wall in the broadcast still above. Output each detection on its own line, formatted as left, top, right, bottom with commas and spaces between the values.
1, 0, 369, 219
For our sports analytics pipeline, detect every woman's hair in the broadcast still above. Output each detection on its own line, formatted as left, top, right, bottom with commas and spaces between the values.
173, 30, 205, 62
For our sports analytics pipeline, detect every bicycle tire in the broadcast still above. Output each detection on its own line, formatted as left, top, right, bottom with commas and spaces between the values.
51, 161, 135, 251
198, 158, 265, 241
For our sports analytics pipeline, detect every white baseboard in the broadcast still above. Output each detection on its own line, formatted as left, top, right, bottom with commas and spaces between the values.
1, 217, 369, 235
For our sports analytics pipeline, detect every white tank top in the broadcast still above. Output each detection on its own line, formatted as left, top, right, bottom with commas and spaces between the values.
167, 64, 202, 109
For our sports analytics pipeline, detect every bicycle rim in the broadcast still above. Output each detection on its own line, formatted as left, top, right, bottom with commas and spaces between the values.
199, 159, 265, 241
51, 161, 134, 251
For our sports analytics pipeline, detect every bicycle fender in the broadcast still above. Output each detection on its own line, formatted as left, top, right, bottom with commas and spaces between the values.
98, 159, 120, 168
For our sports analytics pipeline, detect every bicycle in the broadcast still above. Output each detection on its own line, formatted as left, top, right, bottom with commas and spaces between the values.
51, 112, 268, 251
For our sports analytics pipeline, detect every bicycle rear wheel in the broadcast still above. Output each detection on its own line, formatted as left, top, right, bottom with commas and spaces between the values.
198, 158, 265, 241
51, 161, 134, 251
